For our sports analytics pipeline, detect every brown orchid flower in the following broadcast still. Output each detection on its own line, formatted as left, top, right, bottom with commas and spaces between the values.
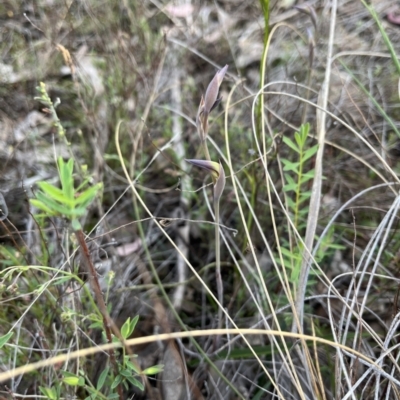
196, 65, 228, 142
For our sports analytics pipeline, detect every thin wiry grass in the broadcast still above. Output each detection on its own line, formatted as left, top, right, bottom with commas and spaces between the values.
115, 120, 259, 399
221, 79, 306, 397
2, 328, 395, 386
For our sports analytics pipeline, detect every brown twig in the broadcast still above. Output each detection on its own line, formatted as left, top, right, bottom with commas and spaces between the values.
75, 229, 123, 400
76, 229, 154, 399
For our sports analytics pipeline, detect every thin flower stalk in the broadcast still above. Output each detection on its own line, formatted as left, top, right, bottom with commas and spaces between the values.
186, 65, 228, 340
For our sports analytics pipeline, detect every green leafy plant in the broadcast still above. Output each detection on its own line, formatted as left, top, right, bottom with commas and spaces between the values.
29, 84, 152, 400
31, 157, 102, 231
50, 316, 163, 400
280, 123, 318, 285
282, 123, 318, 230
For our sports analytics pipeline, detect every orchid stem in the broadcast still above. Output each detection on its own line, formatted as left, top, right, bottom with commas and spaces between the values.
202, 139, 211, 162
214, 196, 223, 337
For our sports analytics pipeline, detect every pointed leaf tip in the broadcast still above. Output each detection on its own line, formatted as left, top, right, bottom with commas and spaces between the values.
204, 65, 229, 115
216, 65, 229, 86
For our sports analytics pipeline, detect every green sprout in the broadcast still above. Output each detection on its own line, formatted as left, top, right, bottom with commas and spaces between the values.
30, 157, 103, 231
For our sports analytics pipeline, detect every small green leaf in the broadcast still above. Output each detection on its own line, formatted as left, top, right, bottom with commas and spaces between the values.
121, 318, 131, 340
0, 331, 13, 348
129, 315, 139, 335
59, 158, 74, 201
62, 371, 84, 387
300, 172, 315, 185
281, 159, 300, 173
121, 315, 139, 340
125, 359, 140, 374
66, 158, 74, 175
142, 364, 164, 375
73, 184, 102, 207
303, 145, 318, 162
89, 321, 103, 330
300, 122, 310, 138
282, 136, 299, 153
72, 206, 88, 216
111, 374, 122, 389
283, 174, 297, 192
291, 266, 301, 282
30, 199, 57, 215
286, 196, 296, 211
294, 131, 303, 148
97, 366, 110, 390
37, 182, 74, 206
126, 376, 144, 391
39, 386, 57, 400
119, 369, 132, 378
85, 387, 99, 398
35, 192, 72, 216
62, 376, 80, 386
298, 192, 312, 204
283, 183, 297, 192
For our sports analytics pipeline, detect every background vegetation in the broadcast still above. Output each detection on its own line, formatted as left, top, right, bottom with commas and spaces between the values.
1, 0, 400, 399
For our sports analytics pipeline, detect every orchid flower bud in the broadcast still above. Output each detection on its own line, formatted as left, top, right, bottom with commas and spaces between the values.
196, 65, 228, 141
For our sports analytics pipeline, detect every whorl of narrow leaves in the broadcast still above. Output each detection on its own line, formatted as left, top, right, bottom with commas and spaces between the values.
30, 157, 102, 231
281, 123, 317, 229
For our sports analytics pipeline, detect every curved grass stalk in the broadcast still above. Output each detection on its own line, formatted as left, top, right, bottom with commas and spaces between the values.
252, 31, 322, 392
224, 80, 305, 398
295, 0, 338, 333
3, 328, 393, 387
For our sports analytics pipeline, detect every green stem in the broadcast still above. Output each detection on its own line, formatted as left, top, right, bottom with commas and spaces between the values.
75, 229, 123, 400
361, 0, 400, 76
294, 145, 304, 229
214, 197, 223, 335
202, 139, 212, 162
256, 0, 270, 138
